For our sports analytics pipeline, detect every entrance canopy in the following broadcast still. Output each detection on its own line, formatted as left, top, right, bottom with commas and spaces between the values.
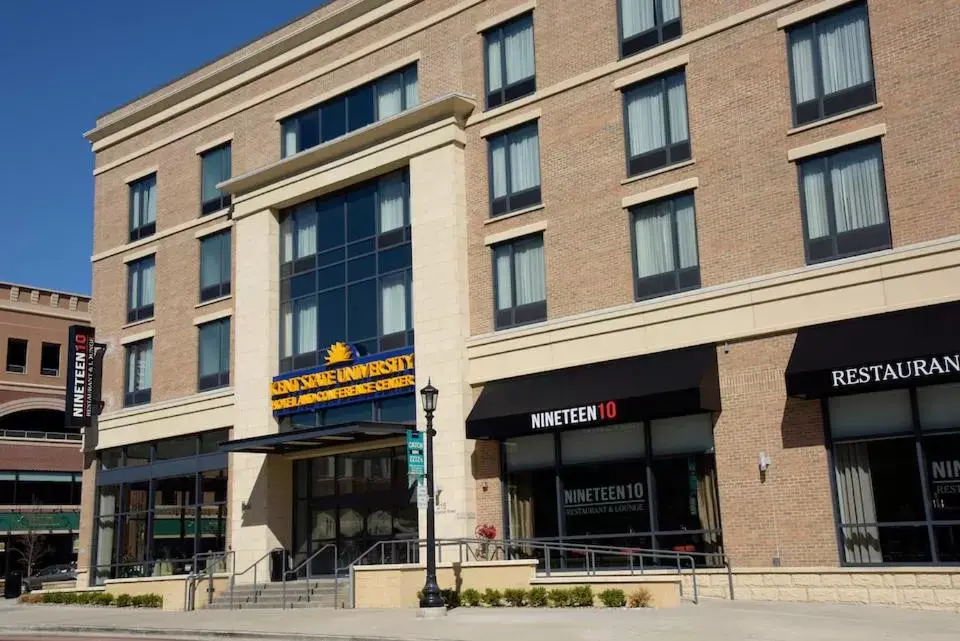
220, 421, 411, 454
466, 344, 720, 440
785, 300, 960, 399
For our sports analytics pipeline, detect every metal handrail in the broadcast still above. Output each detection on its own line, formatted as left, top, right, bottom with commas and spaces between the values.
229, 546, 282, 609
185, 550, 232, 611
281, 544, 337, 610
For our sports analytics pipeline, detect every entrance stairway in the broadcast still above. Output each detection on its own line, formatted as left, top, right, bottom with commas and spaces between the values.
204, 578, 341, 609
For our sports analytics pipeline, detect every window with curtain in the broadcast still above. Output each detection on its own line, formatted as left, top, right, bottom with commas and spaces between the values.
484, 13, 536, 109
279, 170, 412, 372
124, 339, 153, 407
493, 234, 546, 330
799, 141, 890, 264
197, 318, 230, 391
281, 64, 418, 158
129, 174, 157, 242
623, 70, 690, 176
200, 143, 232, 215
788, 2, 876, 126
618, 0, 682, 58
488, 121, 542, 216
127, 255, 156, 323
199, 230, 231, 302
630, 192, 700, 300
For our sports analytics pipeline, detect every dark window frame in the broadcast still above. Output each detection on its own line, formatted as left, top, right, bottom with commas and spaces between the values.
622, 70, 691, 177
487, 121, 542, 217
128, 173, 157, 242
126, 255, 155, 323
40, 342, 60, 377
198, 230, 232, 303
617, 0, 684, 59
785, 2, 877, 127
797, 140, 891, 265
628, 192, 701, 301
197, 317, 231, 392
491, 234, 547, 330
124, 339, 153, 407
199, 143, 232, 215
483, 12, 537, 109
5, 338, 27, 374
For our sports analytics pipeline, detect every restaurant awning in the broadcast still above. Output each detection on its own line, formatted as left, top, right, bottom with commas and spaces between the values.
466, 344, 720, 440
219, 421, 411, 454
785, 300, 960, 399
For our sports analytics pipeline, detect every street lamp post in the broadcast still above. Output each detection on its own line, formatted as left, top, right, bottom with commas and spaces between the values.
419, 379, 444, 609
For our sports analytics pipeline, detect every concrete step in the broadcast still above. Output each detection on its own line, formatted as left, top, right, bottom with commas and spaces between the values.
205, 580, 342, 610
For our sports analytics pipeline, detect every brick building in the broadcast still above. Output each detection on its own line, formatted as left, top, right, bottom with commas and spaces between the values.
0, 282, 90, 575
81, 0, 960, 605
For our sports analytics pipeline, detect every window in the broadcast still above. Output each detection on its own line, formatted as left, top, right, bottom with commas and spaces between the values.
198, 318, 230, 392
124, 339, 153, 407
5, 338, 27, 373
623, 70, 690, 176
127, 256, 156, 323
484, 13, 536, 109
200, 143, 231, 215
281, 65, 418, 158
279, 170, 412, 372
630, 193, 700, 300
788, 2, 876, 127
488, 122, 542, 216
799, 141, 890, 264
618, 0, 682, 58
199, 230, 231, 302
129, 174, 157, 242
40, 343, 60, 376
493, 234, 546, 329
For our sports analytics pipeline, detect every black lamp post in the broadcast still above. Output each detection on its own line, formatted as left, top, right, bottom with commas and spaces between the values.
418, 379, 444, 609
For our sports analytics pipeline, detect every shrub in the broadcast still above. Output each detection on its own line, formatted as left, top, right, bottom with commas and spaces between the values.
627, 588, 653, 608
526, 587, 548, 607
145, 594, 163, 608
115, 594, 133, 608
503, 588, 527, 607
440, 589, 459, 609
94, 592, 115, 606
570, 585, 594, 607
18, 593, 43, 604
547, 588, 571, 608
461, 588, 482, 607
599, 589, 626, 608
75, 592, 96, 606
480, 588, 503, 607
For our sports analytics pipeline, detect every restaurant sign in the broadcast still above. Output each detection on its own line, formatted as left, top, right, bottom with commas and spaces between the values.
271, 342, 415, 415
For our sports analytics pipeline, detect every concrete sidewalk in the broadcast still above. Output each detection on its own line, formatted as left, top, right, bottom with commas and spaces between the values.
0, 599, 957, 641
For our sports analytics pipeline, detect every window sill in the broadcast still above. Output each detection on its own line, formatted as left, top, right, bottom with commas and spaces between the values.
121, 317, 155, 330
40, 373, 60, 378
484, 203, 545, 226
4, 370, 26, 376
788, 103, 883, 136
199, 206, 231, 219
621, 159, 695, 185
195, 295, 232, 309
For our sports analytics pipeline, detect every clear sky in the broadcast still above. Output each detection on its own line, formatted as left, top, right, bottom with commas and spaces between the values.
0, 1, 327, 295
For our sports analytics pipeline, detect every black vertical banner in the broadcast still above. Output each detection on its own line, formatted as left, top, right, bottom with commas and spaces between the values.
65, 325, 96, 428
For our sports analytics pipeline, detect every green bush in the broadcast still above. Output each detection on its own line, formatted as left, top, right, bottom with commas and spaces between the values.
570, 585, 594, 607
627, 588, 652, 608
547, 588, 571, 607
115, 594, 133, 608
94, 593, 115, 606
526, 587, 548, 607
503, 588, 526, 607
599, 588, 626, 608
440, 589, 459, 608
460, 588, 481, 607
480, 588, 503, 607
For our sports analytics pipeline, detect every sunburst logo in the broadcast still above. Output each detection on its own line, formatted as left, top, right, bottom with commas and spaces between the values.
324, 342, 354, 366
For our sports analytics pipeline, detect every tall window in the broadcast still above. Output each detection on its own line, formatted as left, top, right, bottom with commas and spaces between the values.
493, 234, 546, 330
199, 230, 231, 302
200, 143, 231, 215
40, 343, 60, 376
484, 13, 536, 109
279, 170, 412, 372
799, 141, 890, 264
623, 70, 690, 176
281, 65, 418, 158
619, 0, 682, 58
127, 255, 156, 323
788, 2, 876, 126
129, 174, 157, 242
198, 318, 230, 392
488, 122, 542, 216
124, 339, 153, 407
630, 193, 700, 300
5, 338, 27, 374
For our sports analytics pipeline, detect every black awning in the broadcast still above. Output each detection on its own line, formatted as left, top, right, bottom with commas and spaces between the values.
785, 300, 960, 399
466, 344, 720, 440
220, 421, 411, 454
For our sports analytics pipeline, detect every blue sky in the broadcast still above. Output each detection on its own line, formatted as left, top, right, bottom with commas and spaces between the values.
0, 1, 326, 295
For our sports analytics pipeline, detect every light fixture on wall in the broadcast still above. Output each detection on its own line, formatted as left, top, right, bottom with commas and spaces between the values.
758, 452, 772, 472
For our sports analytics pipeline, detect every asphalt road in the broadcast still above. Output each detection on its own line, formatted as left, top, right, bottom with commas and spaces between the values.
0, 638, 195, 641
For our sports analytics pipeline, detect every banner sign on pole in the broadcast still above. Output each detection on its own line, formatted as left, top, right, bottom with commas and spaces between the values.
406, 429, 425, 477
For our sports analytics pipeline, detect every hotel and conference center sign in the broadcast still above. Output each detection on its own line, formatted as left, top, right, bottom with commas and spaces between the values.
270, 342, 415, 415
